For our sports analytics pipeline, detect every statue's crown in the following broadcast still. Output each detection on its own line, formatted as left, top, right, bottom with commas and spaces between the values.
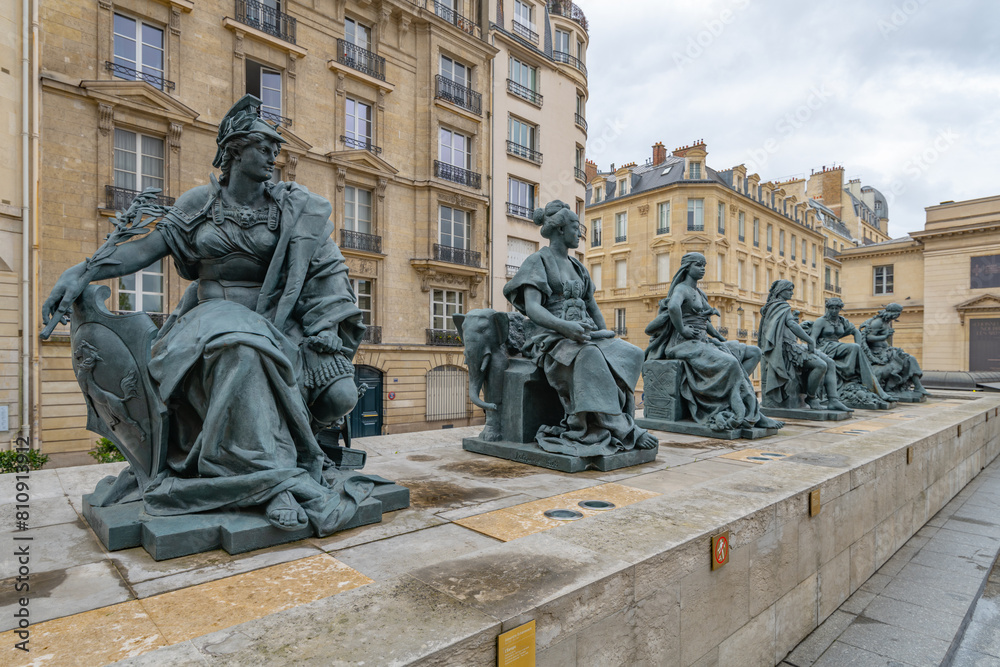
213, 94, 286, 168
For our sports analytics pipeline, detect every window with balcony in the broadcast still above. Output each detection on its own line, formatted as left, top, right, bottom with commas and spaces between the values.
508, 177, 535, 218
614, 211, 627, 242
433, 0, 477, 34
508, 56, 541, 105
656, 253, 671, 283
246, 60, 285, 125
687, 198, 704, 231
439, 204, 470, 251
614, 308, 627, 336
738, 211, 745, 242
431, 289, 464, 331
436, 128, 479, 187
591, 218, 602, 247
512, 0, 538, 42
575, 93, 587, 131
575, 145, 586, 182
717, 202, 725, 234
112, 129, 165, 210
343, 97, 377, 153
508, 116, 541, 164
555, 29, 570, 55
351, 278, 373, 325
339, 17, 384, 80
112, 14, 168, 90
657, 202, 670, 234
236, 0, 296, 44
437, 56, 481, 115
507, 237, 536, 276
874, 265, 894, 295
615, 259, 627, 289
344, 186, 372, 234
118, 259, 164, 315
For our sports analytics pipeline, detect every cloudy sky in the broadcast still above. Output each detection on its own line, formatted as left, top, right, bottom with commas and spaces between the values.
573, 0, 1000, 237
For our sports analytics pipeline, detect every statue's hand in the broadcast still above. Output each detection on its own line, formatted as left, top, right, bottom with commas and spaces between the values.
681, 325, 698, 339
41, 265, 86, 332
561, 321, 594, 343
305, 330, 343, 354
807, 339, 816, 353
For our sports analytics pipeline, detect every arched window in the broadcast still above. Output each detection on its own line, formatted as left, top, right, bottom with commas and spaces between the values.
426, 365, 469, 421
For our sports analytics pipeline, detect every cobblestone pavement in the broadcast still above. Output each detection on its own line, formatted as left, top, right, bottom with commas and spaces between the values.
784, 455, 1000, 667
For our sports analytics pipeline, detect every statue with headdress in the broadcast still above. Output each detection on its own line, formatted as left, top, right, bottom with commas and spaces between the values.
859, 303, 928, 401
41, 95, 406, 559
756, 280, 852, 419
638, 252, 783, 438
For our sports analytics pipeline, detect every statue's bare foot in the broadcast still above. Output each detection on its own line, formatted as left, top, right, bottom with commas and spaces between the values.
826, 398, 851, 412
756, 415, 784, 429
806, 397, 825, 410
266, 491, 308, 531
636, 430, 659, 450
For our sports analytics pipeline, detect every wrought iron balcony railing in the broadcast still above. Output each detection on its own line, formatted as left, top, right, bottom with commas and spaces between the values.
511, 20, 539, 44
506, 140, 542, 164
341, 229, 383, 254
506, 79, 543, 106
427, 328, 463, 346
105, 185, 174, 212
613, 327, 627, 337
506, 264, 520, 278
433, 243, 481, 268
434, 75, 482, 115
574, 113, 588, 131
547, 0, 589, 31
738, 328, 749, 338
336, 38, 386, 81
590, 235, 602, 248
432, 1, 480, 36
105, 61, 175, 91
361, 325, 382, 344
340, 135, 382, 154
656, 225, 669, 235
507, 202, 533, 219
434, 160, 481, 189
824, 247, 841, 259
552, 51, 588, 75
261, 109, 292, 127
113, 310, 168, 328
824, 283, 842, 294
718, 326, 729, 336
574, 167, 586, 183
615, 235, 627, 243
235, 0, 297, 44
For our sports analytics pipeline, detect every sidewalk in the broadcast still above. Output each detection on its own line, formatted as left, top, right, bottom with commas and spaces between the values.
783, 454, 1000, 666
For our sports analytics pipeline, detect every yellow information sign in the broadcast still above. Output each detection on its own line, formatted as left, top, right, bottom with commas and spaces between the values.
498, 620, 536, 667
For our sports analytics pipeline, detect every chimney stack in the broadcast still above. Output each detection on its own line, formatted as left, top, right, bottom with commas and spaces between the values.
585, 159, 597, 183
652, 141, 666, 165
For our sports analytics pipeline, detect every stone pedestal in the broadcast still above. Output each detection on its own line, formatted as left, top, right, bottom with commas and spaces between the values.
462, 438, 658, 473
761, 407, 853, 421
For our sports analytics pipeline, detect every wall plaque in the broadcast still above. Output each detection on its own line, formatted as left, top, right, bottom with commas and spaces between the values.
711, 531, 730, 570
971, 255, 1000, 289
970, 318, 1000, 372
498, 620, 535, 667
810, 489, 821, 517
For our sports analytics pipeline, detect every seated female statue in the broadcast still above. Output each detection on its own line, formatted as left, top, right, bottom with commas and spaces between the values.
810, 297, 895, 406
758, 280, 850, 411
42, 96, 372, 536
860, 303, 929, 398
644, 252, 781, 432
503, 201, 658, 457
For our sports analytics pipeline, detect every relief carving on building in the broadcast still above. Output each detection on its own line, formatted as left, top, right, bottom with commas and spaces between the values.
234, 31, 245, 59
346, 257, 377, 276
336, 72, 345, 95
286, 155, 298, 182
637, 204, 649, 216
287, 54, 297, 79
336, 167, 347, 192
99, 103, 114, 136
377, 177, 388, 201
170, 8, 181, 36
168, 123, 183, 153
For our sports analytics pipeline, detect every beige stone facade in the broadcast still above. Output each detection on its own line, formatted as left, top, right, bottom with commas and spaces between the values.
584, 141, 829, 387
841, 195, 1000, 372
487, 0, 589, 309
26, 0, 512, 452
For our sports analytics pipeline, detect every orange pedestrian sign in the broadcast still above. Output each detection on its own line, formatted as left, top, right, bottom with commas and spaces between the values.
711, 531, 730, 570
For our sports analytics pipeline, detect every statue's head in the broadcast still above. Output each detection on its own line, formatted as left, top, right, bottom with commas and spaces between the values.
825, 297, 844, 315
534, 200, 581, 248
768, 279, 795, 302
880, 303, 903, 321
678, 252, 707, 281
213, 95, 287, 184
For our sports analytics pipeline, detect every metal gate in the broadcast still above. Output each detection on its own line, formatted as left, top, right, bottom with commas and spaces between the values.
349, 365, 383, 438
426, 365, 469, 421
970, 318, 1000, 372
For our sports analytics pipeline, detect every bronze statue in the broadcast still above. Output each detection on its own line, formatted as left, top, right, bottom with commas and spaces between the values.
42, 96, 405, 558
860, 303, 929, 401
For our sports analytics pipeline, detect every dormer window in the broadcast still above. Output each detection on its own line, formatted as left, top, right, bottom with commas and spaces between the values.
618, 178, 629, 197
689, 162, 702, 179
594, 185, 603, 202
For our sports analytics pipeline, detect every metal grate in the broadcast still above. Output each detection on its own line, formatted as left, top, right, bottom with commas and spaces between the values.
426, 366, 469, 420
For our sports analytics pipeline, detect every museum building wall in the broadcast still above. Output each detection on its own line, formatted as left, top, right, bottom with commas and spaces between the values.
32, 0, 504, 452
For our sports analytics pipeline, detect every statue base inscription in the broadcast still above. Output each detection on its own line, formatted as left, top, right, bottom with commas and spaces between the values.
463, 437, 659, 473
83, 476, 410, 561
761, 407, 853, 422
634, 417, 779, 441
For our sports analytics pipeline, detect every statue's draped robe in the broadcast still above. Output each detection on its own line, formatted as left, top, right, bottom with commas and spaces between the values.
645, 285, 762, 431
861, 320, 923, 393
142, 180, 373, 535
815, 315, 890, 399
503, 246, 647, 456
